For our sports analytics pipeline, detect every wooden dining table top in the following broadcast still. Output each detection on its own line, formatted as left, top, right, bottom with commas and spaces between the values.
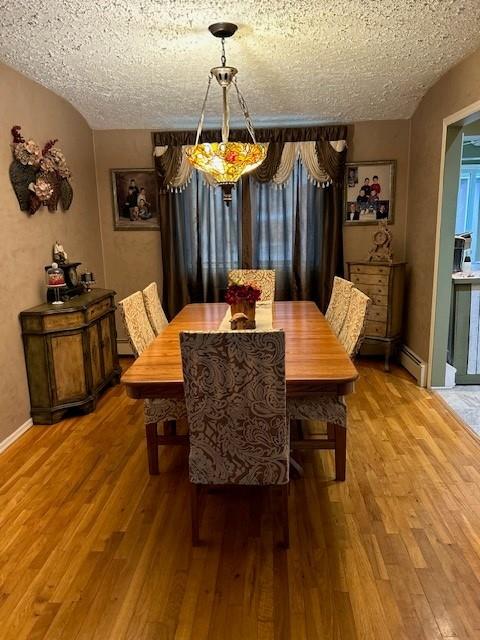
122, 301, 359, 399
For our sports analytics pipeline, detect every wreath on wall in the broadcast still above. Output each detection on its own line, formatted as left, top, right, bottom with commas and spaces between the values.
9, 125, 73, 215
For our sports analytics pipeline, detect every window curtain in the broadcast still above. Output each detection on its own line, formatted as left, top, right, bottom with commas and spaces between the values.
159, 172, 242, 319
155, 126, 347, 318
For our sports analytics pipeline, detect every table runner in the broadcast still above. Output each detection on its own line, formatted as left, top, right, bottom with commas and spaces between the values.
217, 303, 274, 331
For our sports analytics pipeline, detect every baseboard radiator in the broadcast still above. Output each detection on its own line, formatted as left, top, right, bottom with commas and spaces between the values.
399, 345, 427, 387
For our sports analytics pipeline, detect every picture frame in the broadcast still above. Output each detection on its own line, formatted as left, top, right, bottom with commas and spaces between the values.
344, 160, 396, 226
111, 168, 160, 230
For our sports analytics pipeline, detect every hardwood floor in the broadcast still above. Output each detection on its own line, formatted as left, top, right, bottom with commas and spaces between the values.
2, 359, 480, 639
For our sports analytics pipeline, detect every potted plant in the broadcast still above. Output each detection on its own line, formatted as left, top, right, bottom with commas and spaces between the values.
225, 283, 261, 329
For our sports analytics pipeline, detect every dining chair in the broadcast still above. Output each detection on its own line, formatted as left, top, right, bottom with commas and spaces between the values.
118, 292, 187, 475
228, 269, 276, 302
325, 276, 354, 337
288, 287, 370, 480
338, 288, 371, 357
142, 281, 168, 336
180, 330, 289, 547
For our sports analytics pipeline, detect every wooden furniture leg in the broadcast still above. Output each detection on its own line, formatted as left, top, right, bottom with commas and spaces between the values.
164, 420, 177, 436
334, 424, 346, 481
291, 419, 346, 482
327, 422, 336, 441
280, 484, 289, 548
191, 484, 201, 546
384, 340, 392, 372
145, 422, 159, 475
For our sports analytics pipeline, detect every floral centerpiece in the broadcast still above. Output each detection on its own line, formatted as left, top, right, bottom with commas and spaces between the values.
10, 125, 73, 215
225, 282, 261, 329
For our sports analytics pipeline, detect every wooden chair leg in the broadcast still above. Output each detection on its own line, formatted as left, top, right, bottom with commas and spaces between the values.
327, 422, 336, 441
191, 484, 201, 546
281, 484, 289, 548
334, 425, 347, 481
164, 420, 176, 436
145, 422, 159, 475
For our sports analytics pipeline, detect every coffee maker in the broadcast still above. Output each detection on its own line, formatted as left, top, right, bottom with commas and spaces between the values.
453, 232, 472, 272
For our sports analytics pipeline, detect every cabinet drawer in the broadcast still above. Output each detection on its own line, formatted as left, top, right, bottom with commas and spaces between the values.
351, 273, 389, 287
354, 283, 388, 298
369, 293, 388, 306
367, 305, 388, 322
349, 264, 390, 276
365, 320, 387, 337
86, 297, 113, 322
44, 311, 84, 331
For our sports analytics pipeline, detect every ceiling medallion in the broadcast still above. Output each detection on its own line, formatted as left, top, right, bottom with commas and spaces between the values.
185, 22, 266, 205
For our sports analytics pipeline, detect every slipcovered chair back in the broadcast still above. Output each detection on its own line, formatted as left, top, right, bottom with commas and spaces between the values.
118, 291, 155, 358
227, 269, 276, 303
142, 281, 168, 335
338, 288, 371, 358
180, 330, 288, 485
325, 276, 354, 336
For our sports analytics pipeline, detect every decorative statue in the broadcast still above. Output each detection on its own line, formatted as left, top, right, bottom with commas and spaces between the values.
53, 241, 68, 264
368, 220, 393, 263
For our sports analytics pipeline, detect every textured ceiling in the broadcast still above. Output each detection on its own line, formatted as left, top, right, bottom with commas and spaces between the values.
1, 0, 480, 129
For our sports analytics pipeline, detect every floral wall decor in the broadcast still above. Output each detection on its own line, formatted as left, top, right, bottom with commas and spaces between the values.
9, 126, 73, 214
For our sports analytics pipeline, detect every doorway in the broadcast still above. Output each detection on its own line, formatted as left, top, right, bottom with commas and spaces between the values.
430, 115, 480, 433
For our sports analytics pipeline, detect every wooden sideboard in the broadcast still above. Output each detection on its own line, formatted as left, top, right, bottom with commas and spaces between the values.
346, 261, 406, 371
20, 289, 121, 424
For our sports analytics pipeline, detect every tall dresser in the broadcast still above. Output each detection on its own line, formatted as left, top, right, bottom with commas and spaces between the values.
346, 261, 406, 370
20, 289, 121, 424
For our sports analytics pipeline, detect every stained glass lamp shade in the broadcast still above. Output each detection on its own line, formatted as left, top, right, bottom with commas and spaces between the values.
186, 23, 266, 203
185, 141, 266, 183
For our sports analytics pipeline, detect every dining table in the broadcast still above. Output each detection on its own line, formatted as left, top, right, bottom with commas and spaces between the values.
122, 301, 359, 400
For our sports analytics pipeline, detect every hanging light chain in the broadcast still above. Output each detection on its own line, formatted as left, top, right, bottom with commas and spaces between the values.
221, 37, 227, 67
194, 73, 213, 145
232, 77, 257, 144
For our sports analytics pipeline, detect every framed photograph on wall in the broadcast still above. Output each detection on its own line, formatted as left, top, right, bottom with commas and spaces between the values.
111, 168, 159, 230
344, 160, 396, 225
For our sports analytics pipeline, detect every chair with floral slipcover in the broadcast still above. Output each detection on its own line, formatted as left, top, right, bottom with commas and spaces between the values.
118, 292, 187, 475
227, 269, 276, 303
338, 288, 371, 358
180, 330, 289, 547
288, 287, 371, 481
324, 276, 354, 337
142, 281, 168, 336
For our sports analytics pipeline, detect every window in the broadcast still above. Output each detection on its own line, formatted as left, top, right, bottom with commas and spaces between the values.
455, 164, 480, 265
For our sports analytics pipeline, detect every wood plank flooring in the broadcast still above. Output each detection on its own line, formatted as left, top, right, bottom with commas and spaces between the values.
1, 359, 480, 639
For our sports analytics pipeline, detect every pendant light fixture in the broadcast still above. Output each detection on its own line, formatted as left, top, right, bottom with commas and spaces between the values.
185, 22, 266, 205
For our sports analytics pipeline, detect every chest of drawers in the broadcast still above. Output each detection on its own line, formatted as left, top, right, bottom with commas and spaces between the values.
346, 261, 406, 370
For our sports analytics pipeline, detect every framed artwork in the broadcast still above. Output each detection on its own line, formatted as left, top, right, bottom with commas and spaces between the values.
344, 160, 396, 225
111, 169, 159, 230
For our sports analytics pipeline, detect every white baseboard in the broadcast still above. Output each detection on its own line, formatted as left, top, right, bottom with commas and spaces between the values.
0, 418, 33, 454
400, 345, 427, 387
117, 339, 133, 356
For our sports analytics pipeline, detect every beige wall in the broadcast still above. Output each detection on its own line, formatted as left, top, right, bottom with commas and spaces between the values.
406, 47, 480, 361
344, 120, 410, 265
93, 130, 162, 347
0, 63, 103, 441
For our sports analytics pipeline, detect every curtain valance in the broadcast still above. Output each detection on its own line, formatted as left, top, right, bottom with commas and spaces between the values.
152, 125, 347, 146
153, 125, 347, 191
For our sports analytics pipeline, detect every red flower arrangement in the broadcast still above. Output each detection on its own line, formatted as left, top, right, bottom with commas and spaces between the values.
225, 283, 261, 305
